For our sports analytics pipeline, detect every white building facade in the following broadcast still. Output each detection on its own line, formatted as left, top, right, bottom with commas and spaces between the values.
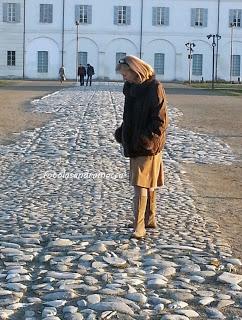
0, 0, 242, 82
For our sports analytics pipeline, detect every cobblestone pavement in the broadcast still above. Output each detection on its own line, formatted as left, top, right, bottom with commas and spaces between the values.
0, 83, 242, 320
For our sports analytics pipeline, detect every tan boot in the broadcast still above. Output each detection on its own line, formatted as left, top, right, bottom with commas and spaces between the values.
145, 190, 157, 228
131, 195, 147, 239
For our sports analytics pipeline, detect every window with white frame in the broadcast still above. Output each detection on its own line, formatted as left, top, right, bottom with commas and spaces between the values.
3, 3, 21, 22
38, 51, 48, 73
152, 7, 169, 26
192, 54, 203, 76
114, 6, 131, 25
40, 4, 53, 23
154, 53, 165, 75
191, 8, 208, 27
75, 5, 92, 24
229, 9, 241, 27
7, 51, 16, 66
78, 52, 87, 66
232, 55, 241, 76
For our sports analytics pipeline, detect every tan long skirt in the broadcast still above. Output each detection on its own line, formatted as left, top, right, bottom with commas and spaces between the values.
129, 152, 164, 188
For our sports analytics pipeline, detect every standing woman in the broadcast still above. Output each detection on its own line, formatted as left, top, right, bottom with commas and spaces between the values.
114, 55, 169, 240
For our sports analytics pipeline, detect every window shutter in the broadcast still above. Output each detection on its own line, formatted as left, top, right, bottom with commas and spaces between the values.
203, 8, 208, 27
239, 10, 242, 26
191, 8, 196, 26
87, 5, 92, 24
79, 52, 87, 66
75, 5, 80, 22
192, 54, 203, 76
154, 53, 165, 75
164, 7, 169, 25
49, 4, 53, 23
40, 4, 43, 22
37, 52, 41, 72
15, 3, 21, 22
233, 55, 240, 76
229, 9, 234, 26
3, 3, 8, 22
126, 6, 131, 25
152, 7, 157, 26
114, 6, 118, 25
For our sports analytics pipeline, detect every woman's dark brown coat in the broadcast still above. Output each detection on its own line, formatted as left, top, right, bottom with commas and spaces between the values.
115, 78, 168, 158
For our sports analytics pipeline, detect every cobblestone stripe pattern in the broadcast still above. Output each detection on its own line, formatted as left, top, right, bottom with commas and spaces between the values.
0, 83, 241, 320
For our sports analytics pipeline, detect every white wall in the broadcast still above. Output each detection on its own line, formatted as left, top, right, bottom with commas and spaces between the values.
25, 37, 60, 79
105, 38, 138, 80
0, 0, 242, 81
0, 0, 24, 77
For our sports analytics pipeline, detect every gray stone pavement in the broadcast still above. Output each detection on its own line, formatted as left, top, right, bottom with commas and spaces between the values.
0, 83, 242, 320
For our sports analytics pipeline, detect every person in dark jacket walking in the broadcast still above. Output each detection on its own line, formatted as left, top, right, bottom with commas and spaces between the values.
114, 55, 168, 239
86, 64, 95, 86
77, 64, 86, 86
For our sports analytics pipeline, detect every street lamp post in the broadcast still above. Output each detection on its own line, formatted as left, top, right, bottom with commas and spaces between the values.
215, 0, 221, 81
207, 34, 221, 89
185, 42, 196, 84
75, 20, 79, 82
230, 23, 236, 83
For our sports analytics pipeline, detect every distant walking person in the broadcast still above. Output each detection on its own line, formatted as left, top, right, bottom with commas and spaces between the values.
86, 64, 95, 86
78, 64, 86, 86
59, 65, 66, 84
